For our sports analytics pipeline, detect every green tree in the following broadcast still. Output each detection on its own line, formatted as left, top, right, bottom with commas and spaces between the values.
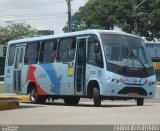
0, 22, 37, 44
68, 0, 160, 41
63, 17, 79, 33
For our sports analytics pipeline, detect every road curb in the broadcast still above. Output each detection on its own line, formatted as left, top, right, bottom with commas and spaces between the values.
0, 95, 30, 110
0, 100, 19, 110
16, 95, 30, 101
0, 95, 30, 102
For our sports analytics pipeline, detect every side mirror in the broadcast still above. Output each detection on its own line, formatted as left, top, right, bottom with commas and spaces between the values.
89, 35, 98, 43
94, 43, 100, 54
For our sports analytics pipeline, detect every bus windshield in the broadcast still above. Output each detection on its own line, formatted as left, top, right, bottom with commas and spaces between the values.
100, 34, 152, 68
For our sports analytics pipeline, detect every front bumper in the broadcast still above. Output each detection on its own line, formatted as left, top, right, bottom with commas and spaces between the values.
101, 78, 156, 99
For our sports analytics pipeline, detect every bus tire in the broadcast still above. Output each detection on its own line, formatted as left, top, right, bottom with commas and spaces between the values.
63, 96, 80, 106
93, 87, 101, 107
137, 98, 144, 106
29, 87, 46, 104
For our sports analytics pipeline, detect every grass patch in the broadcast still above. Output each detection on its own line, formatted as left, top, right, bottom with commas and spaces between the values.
0, 82, 5, 93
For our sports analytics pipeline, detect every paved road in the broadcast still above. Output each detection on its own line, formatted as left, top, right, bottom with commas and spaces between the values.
0, 101, 159, 125
0, 87, 159, 125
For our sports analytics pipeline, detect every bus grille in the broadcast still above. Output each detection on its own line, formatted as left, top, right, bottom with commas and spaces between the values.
118, 87, 148, 96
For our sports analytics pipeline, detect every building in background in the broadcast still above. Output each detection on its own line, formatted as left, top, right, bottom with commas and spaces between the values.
0, 44, 6, 76
146, 42, 160, 81
37, 30, 54, 36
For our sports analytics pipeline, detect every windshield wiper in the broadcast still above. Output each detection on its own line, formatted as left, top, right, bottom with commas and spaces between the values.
128, 48, 147, 73
122, 44, 147, 74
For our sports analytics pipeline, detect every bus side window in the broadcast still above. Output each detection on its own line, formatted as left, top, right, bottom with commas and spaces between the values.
57, 38, 76, 62
24, 42, 40, 64
39, 41, 45, 62
8, 44, 16, 66
87, 38, 104, 68
39, 40, 57, 63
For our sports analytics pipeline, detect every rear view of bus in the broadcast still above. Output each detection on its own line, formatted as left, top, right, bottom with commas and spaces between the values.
98, 32, 156, 106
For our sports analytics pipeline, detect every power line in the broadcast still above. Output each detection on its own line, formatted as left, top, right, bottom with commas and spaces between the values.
0, 0, 65, 11
0, 0, 63, 6
0, 12, 67, 18
0, 0, 87, 30
0, 12, 68, 23
0, 0, 36, 4
0, 15, 68, 22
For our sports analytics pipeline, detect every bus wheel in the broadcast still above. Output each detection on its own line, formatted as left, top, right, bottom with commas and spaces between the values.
29, 87, 46, 104
137, 98, 144, 106
63, 96, 80, 106
93, 87, 101, 107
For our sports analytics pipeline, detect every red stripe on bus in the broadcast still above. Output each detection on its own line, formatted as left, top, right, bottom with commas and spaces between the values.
27, 65, 47, 95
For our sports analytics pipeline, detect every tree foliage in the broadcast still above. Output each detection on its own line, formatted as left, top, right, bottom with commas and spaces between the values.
70, 0, 160, 41
0, 22, 37, 44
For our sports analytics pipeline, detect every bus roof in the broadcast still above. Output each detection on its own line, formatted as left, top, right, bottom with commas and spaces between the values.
8, 29, 141, 45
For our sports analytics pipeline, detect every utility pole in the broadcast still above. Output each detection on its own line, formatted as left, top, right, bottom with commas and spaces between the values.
66, 0, 71, 32
132, 0, 146, 35
132, 0, 137, 35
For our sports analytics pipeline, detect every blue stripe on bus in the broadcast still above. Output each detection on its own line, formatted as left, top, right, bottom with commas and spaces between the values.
40, 64, 60, 94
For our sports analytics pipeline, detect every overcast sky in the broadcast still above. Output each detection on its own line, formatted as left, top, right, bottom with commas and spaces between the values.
0, 0, 88, 34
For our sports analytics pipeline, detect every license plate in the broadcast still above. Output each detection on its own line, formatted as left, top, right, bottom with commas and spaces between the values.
125, 77, 134, 83
124, 77, 138, 84
129, 92, 138, 96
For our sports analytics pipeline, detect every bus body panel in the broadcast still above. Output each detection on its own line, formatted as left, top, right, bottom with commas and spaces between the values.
4, 65, 14, 93
21, 64, 28, 94
4, 45, 14, 93
24, 63, 75, 95
86, 64, 104, 95
53, 62, 75, 95
4, 30, 156, 104
24, 63, 80, 96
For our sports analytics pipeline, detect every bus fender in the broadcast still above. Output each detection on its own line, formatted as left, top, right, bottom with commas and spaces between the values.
27, 80, 37, 95
87, 79, 102, 98
27, 80, 47, 95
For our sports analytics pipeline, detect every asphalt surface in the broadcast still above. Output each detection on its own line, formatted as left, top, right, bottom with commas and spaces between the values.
0, 86, 159, 125
0, 101, 159, 125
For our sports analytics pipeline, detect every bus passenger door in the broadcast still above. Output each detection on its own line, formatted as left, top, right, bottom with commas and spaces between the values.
14, 46, 25, 93
75, 38, 87, 94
